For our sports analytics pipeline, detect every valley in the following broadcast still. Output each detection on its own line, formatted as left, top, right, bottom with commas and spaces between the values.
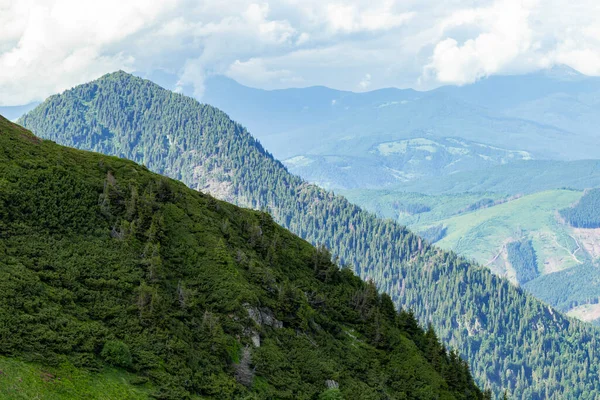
343, 187, 600, 324
13, 71, 600, 399
4, 2, 600, 399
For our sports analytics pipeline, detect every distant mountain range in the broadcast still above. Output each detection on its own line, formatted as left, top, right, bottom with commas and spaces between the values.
16, 71, 600, 399
202, 67, 600, 322
0, 102, 39, 121
200, 65, 600, 190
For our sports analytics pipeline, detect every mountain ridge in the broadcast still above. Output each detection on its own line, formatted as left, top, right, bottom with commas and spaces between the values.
0, 114, 486, 399
18, 71, 600, 399
200, 67, 600, 189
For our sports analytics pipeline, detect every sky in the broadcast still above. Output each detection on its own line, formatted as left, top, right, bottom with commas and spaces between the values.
2, 0, 600, 105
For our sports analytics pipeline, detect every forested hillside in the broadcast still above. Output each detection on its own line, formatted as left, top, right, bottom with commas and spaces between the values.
18, 71, 600, 399
560, 189, 600, 228
344, 187, 600, 323
0, 115, 486, 399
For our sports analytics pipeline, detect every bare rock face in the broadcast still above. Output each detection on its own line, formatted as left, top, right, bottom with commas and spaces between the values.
251, 331, 261, 347
234, 346, 254, 387
243, 304, 283, 348
325, 380, 339, 389
245, 304, 283, 329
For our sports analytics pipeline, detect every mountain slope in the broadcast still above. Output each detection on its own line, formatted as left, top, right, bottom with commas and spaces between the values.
0, 115, 485, 399
0, 355, 150, 399
383, 159, 600, 195
423, 190, 584, 275
403, 190, 600, 321
18, 71, 600, 399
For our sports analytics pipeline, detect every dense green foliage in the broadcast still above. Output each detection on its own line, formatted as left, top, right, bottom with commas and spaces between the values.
352, 189, 589, 310
419, 225, 447, 244
459, 198, 499, 214
0, 116, 485, 399
18, 71, 600, 399
524, 263, 600, 312
560, 189, 600, 228
394, 202, 431, 215
506, 240, 538, 284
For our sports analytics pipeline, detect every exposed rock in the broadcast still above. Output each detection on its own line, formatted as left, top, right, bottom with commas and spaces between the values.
245, 304, 283, 329
234, 346, 254, 387
325, 380, 339, 389
251, 331, 261, 347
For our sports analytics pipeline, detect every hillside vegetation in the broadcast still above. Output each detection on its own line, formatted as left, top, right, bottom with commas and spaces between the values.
0, 356, 149, 399
348, 188, 600, 319
560, 189, 600, 228
18, 71, 600, 399
0, 116, 485, 399
424, 190, 583, 275
383, 160, 600, 195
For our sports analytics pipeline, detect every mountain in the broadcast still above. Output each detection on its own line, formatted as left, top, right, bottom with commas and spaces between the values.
422, 190, 587, 281
340, 159, 600, 324
0, 102, 39, 121
18, 71, 600, 399
0, 115, 486, 399
203, 69, 600, 318
360, 189, 600, 322
200, 68, 600, 190
434, 65, 596, 113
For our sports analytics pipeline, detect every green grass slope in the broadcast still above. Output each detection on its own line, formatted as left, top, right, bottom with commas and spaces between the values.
0, 356, 150, 400
424, 190, 584, 277
339, 190, 509, 227
17, 72, 600, 399
0, 116, 485, 399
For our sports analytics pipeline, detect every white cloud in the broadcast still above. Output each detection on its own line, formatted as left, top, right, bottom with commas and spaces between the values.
0, 0, 176, 105
423, 0, 537, 85
324, 1, 414, 33
226, 58, 297, 86
2, 0, 600, 104
359, 73, 372, 89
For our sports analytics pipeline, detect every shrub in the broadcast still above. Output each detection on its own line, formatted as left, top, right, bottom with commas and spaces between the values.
101, 340, 132, 368
319, 388, 343, 400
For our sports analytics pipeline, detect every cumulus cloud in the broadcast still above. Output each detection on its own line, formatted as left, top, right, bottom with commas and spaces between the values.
422, 0, 538, 84
227, 58, 299, 85
0, 0, 176, 105
1, 0, 600, 104
422, 0, 600, 85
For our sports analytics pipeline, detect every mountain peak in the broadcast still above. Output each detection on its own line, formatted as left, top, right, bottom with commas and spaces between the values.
541, 64, 585, 80
94, 70, 145, 85
102, 69, 134, 78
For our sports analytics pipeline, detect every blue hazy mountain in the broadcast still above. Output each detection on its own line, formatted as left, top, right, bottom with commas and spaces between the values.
202, 67, 600, 190
0, 102, 39, 121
